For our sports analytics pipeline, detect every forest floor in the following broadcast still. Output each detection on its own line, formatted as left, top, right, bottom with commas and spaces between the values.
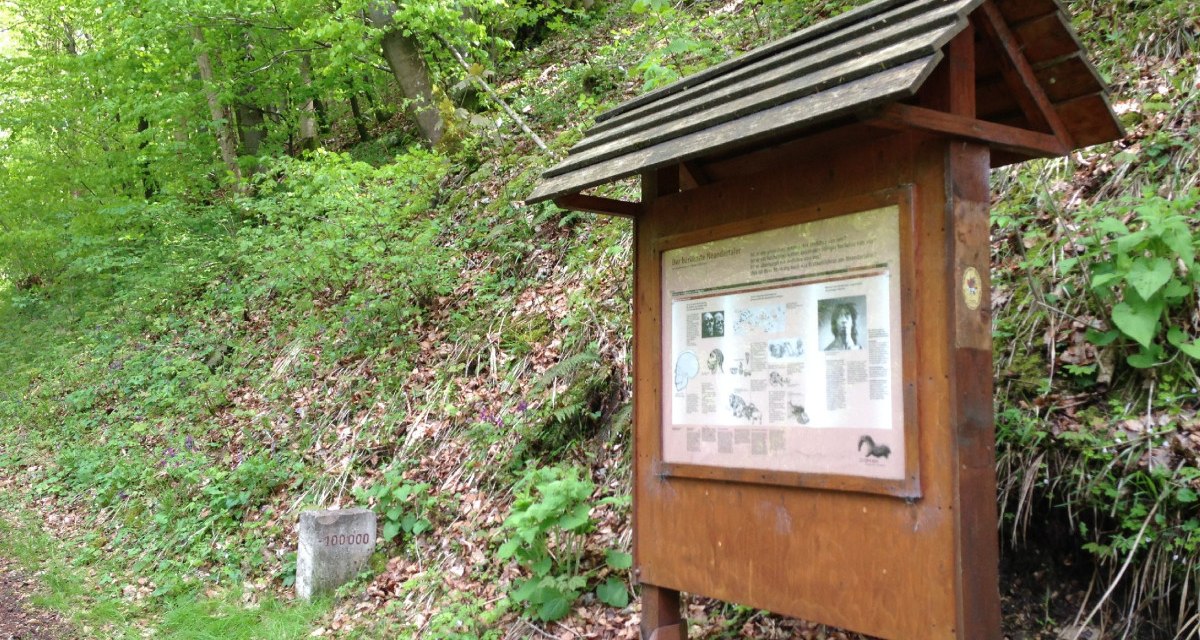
0, 556, 70, 640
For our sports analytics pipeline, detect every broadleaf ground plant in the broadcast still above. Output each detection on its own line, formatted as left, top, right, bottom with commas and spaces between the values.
497, 464, 631, 621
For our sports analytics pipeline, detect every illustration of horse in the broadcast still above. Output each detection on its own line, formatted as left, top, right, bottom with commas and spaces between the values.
857, 435, 891, 459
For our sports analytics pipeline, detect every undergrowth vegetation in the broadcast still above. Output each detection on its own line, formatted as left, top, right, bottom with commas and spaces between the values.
0, 0, 1198, 638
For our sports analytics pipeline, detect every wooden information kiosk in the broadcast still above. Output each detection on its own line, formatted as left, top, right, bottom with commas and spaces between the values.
529, 1, 1121, 637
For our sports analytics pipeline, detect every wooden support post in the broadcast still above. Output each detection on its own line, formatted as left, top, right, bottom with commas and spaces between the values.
868, 104, 1068, 157
947, 23, 976, 118
641, 585, 685, 640
636, 164, 686, 640
554, 193, 643, 218
946, 140, 1001, 639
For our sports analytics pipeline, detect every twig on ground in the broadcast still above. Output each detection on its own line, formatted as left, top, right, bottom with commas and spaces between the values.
1070, 462, 1180, 640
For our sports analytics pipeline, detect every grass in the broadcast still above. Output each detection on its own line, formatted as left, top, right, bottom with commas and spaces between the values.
0, 490, 329, 639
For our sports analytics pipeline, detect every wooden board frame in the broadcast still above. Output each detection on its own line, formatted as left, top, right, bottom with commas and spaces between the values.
651, 187, 921, 498
634, 129, 1000, 640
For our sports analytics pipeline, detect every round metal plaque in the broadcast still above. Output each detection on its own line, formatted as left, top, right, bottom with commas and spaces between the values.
962, 266, 982, 310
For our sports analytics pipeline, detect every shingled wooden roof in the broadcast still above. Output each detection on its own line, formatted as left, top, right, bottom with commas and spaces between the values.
528, 0, 1122, 210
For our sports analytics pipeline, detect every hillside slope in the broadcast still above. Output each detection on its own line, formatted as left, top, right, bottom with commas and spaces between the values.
1, 1, 1198, 639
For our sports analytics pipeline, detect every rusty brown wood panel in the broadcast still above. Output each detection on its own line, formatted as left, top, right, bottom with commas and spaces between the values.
974, 19, 1004, 79
871, 104, 1066, 157
977, 53, 1103, 119
1013, 12, 1079, 64
585, 0, 971, 141
1055, 92, 1124, 148
977, 1, 1073, 144
995, 0, 1058, 24
985, 90, 1122, 148
634, 134, 981, 639
527, 58, 938, 204
597, 0, 954, 123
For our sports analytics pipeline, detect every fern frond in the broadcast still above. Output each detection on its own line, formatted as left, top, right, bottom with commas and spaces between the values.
530, 348, 600, 393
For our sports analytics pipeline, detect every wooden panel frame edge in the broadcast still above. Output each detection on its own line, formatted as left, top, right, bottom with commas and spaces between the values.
650, 186, 922, 499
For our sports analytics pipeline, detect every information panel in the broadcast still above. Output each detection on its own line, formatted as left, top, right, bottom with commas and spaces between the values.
661, 206, 905, 480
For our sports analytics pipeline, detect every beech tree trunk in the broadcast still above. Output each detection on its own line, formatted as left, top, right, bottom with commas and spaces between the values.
349, 94, 372, 142
191, 27, 243, 184
296, 55, 320, 152
366, 4, 444, 146
137, 116, 157, 199
236, 34, 267, 169
236, 104, 266, 158
362, 84, 390, 125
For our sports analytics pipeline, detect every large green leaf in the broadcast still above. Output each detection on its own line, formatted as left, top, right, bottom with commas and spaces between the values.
1096, 217, 1130, 235
1161, 224, 1195, 270
1168, 327, 1200, 359
596, 577, 629, 608
1111, 294, 1163, 348
1126, 257, 1173, 300
1127, 351, 1161, 369
605, 550, 633, 570
497, 538, 520, 560
537, 594, 573, 621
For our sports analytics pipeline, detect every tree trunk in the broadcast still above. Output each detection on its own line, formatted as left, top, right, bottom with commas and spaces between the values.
296, 55, 320, 152
366, 3, 444, 146
191, 27, 243, 184
137, 116, 157, 199
349, 94, 372, 142
362, 83, 390, 125
236, 104, 266, 157
314, 94, 329, 135
236, 33, 267, 171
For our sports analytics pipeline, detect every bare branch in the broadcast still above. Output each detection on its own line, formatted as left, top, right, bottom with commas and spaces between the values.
432, 35, 550, 154
243, 45, 331, 75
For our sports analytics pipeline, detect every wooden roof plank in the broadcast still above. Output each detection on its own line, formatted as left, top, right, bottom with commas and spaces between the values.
546, 38, 952, 179
531, 0, 1121, 205
528, 56, 939, 204
574, 24, 959, 155
588, 0, 976, 137
594, 0, 926, 123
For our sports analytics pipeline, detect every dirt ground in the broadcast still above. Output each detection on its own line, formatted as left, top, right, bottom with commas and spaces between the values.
0, 556, 71, 640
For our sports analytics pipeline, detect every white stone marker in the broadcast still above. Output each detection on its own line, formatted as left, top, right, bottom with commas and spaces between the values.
296, 508, 376, 600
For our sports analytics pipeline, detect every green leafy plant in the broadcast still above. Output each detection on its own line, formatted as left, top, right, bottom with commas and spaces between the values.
357, 468, 437, 544
1075, 190, 1200, 369
497, 464, 630, 621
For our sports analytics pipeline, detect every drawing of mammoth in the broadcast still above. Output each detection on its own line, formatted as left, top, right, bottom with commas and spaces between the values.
729, 394, 762, 424
789, 402, 810, 425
